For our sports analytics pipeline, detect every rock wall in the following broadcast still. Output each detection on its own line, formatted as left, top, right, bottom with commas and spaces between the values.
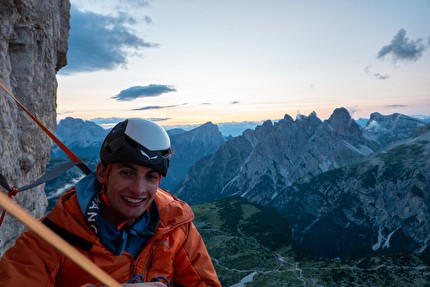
0, 0, 70, 256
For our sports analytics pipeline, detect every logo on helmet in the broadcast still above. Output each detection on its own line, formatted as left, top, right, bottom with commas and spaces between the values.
141, 150, 158, 160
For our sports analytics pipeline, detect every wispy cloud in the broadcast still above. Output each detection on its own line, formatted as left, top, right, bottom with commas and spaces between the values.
112, 85, 177, 101
131, 103, 187, 111
147, 118, 171, 122
384, 104, 407, 108
230, 101, 240, 104
90, 117, 127, 125
143, 16, 153, 24
373, 73, 389, 80
364, 65, 390, 80
60, 6, 157, 75
56, 111, 74, 115
364, 65, 371, 74
114, 0, 151, 10
89, 116, 171, 128
377, 29, 428, 63
347, 105, 360, 117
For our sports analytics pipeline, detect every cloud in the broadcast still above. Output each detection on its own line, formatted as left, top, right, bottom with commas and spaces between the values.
230, 101, 240, 104
90, 117, 128, 125
115, 0, 150, 9
364, 65, 390, 80
199, 103, 211, 105
143, 16, 153, 24
131, 103, 187, 111
376, 29, 428, 63
384, 104, 407, 108
347, 106, 360, 117
148, 118, 171, 122
364, 65, 371, 74
112, 85, 177, 101
56, 111, 74, 115
60, 6, 157, 75
374, 73, 390, 80
90, 116, 171, 128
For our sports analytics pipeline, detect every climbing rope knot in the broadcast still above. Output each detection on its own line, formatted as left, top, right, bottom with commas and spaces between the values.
8, 187, 19, 197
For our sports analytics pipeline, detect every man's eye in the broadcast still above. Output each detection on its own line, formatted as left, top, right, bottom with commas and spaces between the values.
148, 174, 159, 180
120, 170, 132, 176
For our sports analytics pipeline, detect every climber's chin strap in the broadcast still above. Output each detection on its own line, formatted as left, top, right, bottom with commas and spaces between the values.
99, 163, 158, 231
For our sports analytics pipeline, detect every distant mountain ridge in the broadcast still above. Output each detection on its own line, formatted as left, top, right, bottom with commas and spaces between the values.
173, 108, 428, 258
363, 112, 426, 147
51, 117, 109, 158
175, 108, 379, 204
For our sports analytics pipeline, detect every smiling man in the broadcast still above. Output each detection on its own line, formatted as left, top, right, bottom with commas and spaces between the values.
0, 118, 221, 287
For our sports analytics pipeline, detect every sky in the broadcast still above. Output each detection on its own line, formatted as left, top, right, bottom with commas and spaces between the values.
56, 0, 430, 134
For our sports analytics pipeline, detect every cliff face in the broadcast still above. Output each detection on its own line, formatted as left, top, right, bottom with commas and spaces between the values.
0, 0, 70, 256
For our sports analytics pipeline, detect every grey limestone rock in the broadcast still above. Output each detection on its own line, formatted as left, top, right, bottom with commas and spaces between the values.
0, 0, 70, 256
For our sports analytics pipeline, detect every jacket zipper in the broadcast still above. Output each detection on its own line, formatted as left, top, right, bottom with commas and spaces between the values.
130, 260, 136, 278
148, 241, 157, 269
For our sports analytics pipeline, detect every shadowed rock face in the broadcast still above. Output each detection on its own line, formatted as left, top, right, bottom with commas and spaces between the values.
0, 0, 70, 256
173, 108, 429, 257
174, 108, 373, 205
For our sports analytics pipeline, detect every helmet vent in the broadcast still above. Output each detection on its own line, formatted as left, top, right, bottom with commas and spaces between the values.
105, 145, 113, 153
124, 136, 139, 148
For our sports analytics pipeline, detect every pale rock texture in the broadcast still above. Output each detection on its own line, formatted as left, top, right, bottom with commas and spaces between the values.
0, 0, 70, 256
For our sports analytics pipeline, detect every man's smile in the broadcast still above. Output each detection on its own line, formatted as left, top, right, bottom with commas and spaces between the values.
122, 196, 145, 204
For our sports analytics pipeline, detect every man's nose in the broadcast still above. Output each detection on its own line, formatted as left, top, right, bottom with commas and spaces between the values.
129, 177, 146, 194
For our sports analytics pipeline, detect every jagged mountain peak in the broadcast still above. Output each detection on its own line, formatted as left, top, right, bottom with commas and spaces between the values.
363, 112, 426, 147
52, 117, 109, 157
294, 111, 322, 127
57, 117, 107, 136
365, 112, 424, 133
283, 113, 294, 123
174, 121, 220, 138
174, 107, 378, 205
166, 128, 186, 136
254, 119, 273, 138
161, 121, 226, 192
326, 107, 361, 133
322, 108, 364, 146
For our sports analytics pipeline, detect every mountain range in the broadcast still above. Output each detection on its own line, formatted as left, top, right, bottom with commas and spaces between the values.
173, 108, 429, 258
46, 109, 429, 261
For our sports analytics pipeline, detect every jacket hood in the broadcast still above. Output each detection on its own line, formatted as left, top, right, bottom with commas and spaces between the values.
75, 172, 100, 216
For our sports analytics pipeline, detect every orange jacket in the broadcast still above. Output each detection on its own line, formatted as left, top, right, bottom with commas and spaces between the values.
0, 188, 221, 287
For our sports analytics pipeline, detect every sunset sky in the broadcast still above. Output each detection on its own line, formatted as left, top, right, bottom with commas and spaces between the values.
56, 0, 430, 131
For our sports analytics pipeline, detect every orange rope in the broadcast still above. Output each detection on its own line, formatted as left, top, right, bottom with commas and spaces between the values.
0, 82, 91, 174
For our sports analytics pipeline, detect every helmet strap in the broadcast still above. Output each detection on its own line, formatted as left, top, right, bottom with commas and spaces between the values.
100, 163, 136, 230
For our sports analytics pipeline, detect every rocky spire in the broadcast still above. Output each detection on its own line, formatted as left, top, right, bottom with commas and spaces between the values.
0, 0, 70, 256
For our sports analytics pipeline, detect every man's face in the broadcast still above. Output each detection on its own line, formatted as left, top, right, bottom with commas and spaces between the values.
96, 162, 160, 226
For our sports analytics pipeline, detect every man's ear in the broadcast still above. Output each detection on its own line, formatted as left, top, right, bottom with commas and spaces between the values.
96, 162, 107, 184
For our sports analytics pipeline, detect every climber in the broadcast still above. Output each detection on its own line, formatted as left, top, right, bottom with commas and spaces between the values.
0, 118, 221, 287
